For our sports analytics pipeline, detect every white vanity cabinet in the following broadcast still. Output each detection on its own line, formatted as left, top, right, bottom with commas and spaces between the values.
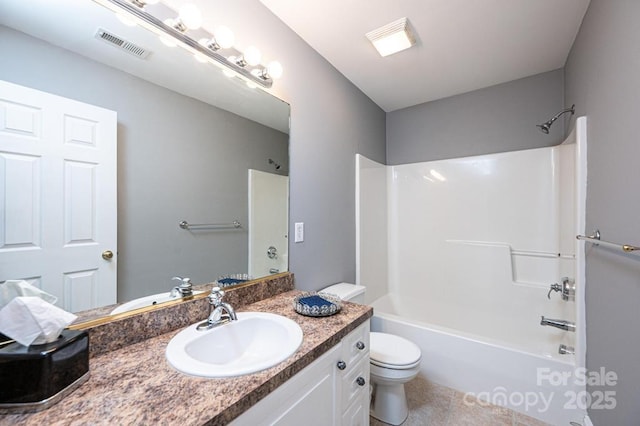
232, 320, 370, 426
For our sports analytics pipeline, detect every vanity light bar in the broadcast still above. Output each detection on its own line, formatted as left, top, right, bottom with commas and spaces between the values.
92, 0, 274, 88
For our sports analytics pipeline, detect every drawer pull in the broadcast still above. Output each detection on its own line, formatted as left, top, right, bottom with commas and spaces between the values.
356, 341, 365, 350
337, 361, 346, 370
356, 377, 366, 386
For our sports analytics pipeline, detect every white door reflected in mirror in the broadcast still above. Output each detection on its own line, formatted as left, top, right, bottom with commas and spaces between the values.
248, 170, 289, 278
0, 80, 117, 312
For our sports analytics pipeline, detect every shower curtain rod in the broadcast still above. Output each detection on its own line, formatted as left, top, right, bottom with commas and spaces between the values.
576, 230, 640, 253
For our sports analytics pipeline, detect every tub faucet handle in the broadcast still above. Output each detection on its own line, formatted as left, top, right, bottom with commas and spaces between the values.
547, 277, 576, 301
547, 283, 562, 299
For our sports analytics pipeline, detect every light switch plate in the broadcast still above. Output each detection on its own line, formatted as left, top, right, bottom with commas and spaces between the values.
294, 222, 304, 243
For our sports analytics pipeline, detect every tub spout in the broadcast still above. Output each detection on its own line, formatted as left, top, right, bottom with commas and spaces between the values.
559, 344, 575, 355
540, 316, 576, 332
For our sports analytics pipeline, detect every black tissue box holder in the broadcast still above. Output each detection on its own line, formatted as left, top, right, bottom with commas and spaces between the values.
0, 329, 89, 413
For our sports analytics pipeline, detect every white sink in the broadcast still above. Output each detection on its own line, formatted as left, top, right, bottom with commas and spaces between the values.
110, 290, 204, 315
165, 312, 303, 378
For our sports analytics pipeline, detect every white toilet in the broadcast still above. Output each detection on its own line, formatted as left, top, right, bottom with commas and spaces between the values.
320, 283, 422, 426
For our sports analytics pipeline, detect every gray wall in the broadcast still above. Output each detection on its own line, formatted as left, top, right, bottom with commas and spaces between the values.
0, 26, 288, 301
237, 0, 387, 291
386, 69, 565, 164
565, 0, 640, 424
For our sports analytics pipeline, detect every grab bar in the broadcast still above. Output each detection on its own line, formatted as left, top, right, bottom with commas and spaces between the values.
576, 230, 640, 253
179, 220, 241, 230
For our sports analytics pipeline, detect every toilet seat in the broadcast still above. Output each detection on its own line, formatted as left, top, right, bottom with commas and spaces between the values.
370, 332, 421, 370
371, 358, 421, 370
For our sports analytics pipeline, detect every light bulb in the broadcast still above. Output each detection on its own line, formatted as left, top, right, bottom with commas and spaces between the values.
178, 3, 202, 30
267, 61, 283, 79
243, 46, 261, 66
214, 26, 235, 49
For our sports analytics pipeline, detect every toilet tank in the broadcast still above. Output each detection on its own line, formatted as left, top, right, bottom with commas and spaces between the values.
320, 283, 366, 304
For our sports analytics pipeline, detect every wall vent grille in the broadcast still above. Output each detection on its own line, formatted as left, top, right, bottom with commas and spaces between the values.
95, 28, 150, 59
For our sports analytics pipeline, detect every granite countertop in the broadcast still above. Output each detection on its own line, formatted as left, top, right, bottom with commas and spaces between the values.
1, 290, 372, 426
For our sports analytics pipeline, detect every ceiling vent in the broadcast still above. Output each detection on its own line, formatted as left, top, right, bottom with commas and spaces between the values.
95, 28, 151, 59
366, 18, 416, 57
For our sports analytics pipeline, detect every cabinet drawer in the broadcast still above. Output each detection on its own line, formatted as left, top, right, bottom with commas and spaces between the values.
340, 321, 370, 366
341, 356, 370, 410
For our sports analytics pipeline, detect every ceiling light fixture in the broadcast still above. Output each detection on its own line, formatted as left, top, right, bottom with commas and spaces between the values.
366, 17, 416, 57
92, 0, 282, 88
131, 0, 158, 7
163, 3, 202, 32
199, 26, 235, 52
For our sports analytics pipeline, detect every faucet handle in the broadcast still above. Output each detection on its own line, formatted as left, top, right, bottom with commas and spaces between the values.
170, 276, 193, 297
172, 276, 192, 287
547, 278, 576, 301
547, 283, 562, 299
208, 286, 225, 306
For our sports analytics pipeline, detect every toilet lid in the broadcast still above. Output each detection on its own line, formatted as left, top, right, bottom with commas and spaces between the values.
370, 332, 421, 368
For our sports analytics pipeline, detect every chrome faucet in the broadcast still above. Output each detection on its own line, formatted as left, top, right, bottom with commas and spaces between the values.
547, 277, 576, 301
170, 276, 193, 298
540, 316, 576, 332
197, 287, 237, 331
559, 344, 575, 355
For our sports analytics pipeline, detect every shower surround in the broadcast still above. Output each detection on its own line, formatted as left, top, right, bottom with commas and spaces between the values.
357, 118, 587, 425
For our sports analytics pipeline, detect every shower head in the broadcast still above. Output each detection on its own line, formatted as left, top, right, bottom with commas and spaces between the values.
537, 122, 551, 134
268, 158, 281, 170
537, 104, 575, 134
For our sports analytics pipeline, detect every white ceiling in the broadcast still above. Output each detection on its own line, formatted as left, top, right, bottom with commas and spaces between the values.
260, 0, 590, 112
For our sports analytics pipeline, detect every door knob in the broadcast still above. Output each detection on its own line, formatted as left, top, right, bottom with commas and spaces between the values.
102, 250, 114, 260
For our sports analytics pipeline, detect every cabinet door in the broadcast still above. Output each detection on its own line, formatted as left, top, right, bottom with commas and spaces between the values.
272, 371, 335, 426
342, 395, 369, 426
231, 344, 339, 426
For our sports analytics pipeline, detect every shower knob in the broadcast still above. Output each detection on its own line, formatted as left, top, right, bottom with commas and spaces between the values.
267, 246, 278, 259
336, 361, 346, 370
547, 283, 562, 299
356, 377, 366, 386
547, 277, 576, 301
356, 341, 365, 350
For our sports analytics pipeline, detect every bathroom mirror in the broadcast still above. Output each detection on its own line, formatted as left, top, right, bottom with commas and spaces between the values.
0, 0, 290, 320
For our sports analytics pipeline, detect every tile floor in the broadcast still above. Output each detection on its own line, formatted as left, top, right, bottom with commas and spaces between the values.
369, 376, 551, 426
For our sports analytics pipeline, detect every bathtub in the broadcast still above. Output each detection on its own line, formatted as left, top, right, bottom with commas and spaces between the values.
370, 292, 583, 425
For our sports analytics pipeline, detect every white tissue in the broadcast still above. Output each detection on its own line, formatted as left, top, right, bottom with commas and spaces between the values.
0, 297, 77, 347
0, 280, 57, 309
